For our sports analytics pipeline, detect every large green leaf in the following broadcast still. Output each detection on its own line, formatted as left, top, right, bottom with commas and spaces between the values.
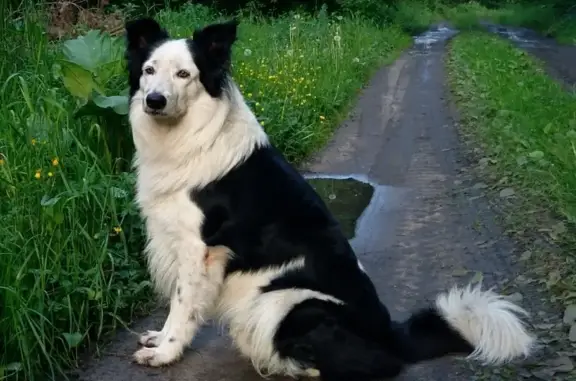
62, 332, 83, 348
62, 29, 123, 83
59, 60, 101, 100
92, 93, 129, 115
74, 91, 129, 118
96, 59, 124, 86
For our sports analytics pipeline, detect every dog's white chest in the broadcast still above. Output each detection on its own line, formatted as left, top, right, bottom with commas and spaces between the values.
136, 177, 206, 298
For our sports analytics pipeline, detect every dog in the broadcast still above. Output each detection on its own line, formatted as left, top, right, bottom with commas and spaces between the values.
124, 17, 535, 380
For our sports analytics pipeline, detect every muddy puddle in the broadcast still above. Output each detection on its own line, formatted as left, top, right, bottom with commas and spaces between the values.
305, 176, 374, 239
413, 24, 458, 47
304, 173, 407, 249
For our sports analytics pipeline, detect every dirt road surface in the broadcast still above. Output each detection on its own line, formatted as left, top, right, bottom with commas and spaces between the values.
79, 24, 569, 381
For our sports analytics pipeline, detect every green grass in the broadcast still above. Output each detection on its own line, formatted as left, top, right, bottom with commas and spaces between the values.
489, 3, 576, 44
435, 1, 576, 44
447, 31, 576, 288
439, 1, 491, 30
391, 0, 443, 34
0, 4, 410, 380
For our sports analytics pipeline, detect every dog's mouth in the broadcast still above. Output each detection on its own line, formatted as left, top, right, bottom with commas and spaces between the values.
144, 108, 168, 117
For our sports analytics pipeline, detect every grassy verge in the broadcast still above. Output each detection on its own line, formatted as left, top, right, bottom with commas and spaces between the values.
0, 4, 410, 380
433, 1, 576, 44
380, 0, 500, 34
390, 0, 444, 34
489, 3, 576, 44
439, 1, 492, 30
447, 32, 576, 304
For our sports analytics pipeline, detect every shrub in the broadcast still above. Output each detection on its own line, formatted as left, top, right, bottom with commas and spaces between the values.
336, 0, 394, 23
391, 0, 440, 34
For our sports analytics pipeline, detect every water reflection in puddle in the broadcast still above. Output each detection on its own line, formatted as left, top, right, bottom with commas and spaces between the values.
482, 23, 541, 48
304, 173, 409, 254
306, 176, 374, 239
413, 24, 458, 47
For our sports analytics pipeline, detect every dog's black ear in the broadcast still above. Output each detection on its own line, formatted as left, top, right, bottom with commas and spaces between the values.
125, 18, 169, 52
192, 19, 239, 56
191, 20, 239, 97
125, 18, 169, 97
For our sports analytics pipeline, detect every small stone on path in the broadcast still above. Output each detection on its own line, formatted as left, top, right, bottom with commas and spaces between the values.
563, 305, 576, 325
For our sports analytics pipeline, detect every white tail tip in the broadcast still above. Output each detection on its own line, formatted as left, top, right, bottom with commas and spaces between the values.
436, 283, 536, 365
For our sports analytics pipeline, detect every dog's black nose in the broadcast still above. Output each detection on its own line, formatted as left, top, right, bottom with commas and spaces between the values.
146, 92, 167, 110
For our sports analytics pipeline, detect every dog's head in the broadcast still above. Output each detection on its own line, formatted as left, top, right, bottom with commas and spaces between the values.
125, 18, 238, 121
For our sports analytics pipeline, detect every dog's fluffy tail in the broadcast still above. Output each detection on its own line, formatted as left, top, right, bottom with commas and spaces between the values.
394, 284, 535, 366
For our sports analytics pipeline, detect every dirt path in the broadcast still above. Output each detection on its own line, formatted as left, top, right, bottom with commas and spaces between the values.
306, 24, 554, 380
482, 22, 576, 92
79, 24, 560, 381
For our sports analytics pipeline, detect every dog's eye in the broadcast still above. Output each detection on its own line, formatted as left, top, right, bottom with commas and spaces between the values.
144, 67, 155, 75
176, 70, 190, 79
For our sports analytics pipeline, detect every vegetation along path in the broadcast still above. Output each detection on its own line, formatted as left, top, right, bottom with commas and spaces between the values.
78, 23, 575, 381
482, 21, 576, 91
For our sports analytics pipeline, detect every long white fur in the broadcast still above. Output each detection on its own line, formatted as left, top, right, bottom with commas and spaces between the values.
435, 283, 536, 365
213, 258, 342, 378
129, 39, 268, 366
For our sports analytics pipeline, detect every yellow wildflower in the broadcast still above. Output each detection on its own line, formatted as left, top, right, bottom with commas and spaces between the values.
52, 157, 59, 166
31, 138, 37, 146
48, 172, 54, 177
34, 170, 41, 179
113, 226, 122, 234
320, 115, 326, 120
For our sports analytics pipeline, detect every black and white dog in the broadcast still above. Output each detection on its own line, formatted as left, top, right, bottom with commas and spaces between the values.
125, 17, 535, 380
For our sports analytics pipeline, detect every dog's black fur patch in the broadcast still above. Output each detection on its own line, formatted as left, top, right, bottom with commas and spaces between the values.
125, 18, 169, 97
191, 145, 474, 380
189, 20, 238, 98
275, 300, 474, 380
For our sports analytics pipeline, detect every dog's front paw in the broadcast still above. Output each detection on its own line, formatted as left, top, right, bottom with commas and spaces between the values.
138, 330, 164, 347
133, 345, 181, 367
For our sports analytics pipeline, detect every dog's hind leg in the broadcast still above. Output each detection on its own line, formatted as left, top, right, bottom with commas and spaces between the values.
275, 299, 405, 381
134, 245, 231, 367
